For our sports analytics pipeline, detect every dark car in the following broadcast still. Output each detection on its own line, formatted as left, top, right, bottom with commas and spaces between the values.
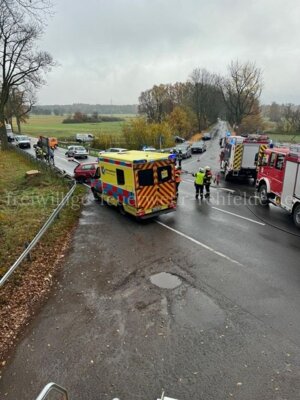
191, 141, 207, 153
202, 133, 211, 141
74, 162, 98, 183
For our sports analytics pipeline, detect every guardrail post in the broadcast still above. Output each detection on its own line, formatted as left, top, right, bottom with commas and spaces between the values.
25, 242, 31, 261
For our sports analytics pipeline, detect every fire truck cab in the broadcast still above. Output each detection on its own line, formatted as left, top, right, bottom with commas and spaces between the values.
221, 135, 269, 181
256, 145, 300, 228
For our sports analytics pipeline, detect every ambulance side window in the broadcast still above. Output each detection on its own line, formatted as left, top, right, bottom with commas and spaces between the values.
158, 166, 172, 182
116, 169, 125, 185
269, 152, 276, 167
138, 169, 154, 186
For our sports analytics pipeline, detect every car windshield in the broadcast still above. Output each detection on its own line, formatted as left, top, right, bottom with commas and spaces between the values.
75, 146, 86, 151
17, 136, 29, 140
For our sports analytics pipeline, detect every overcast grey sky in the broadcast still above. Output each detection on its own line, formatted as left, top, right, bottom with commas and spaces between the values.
37, 0, 300, 105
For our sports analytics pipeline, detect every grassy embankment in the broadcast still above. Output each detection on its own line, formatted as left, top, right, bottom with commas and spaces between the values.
0, 149, 86, 363
0, 150, 85, 278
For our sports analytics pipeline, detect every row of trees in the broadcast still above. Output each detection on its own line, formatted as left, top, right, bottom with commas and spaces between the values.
127, 61, 264, 148
32, 103, 138, 116
137, 61, 264, 138
62, 112, 124, 124
0, 0, 54, 148
262, 102, 300, 133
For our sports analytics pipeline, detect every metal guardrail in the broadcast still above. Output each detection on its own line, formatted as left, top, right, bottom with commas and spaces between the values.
35, 383, 69, 400
34, 383, 177, 400
0, 180, 76, 288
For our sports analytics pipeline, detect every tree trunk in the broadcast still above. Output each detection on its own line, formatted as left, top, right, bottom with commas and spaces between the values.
0, 109, 8, 150
17, 117, 21, 133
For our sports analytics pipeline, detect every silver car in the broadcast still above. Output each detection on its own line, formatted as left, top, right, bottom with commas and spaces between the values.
174, 144, 192, 159
65, 145, 89, 159
15, 135, 31, 149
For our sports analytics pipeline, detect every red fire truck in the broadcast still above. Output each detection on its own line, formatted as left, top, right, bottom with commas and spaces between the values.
256, 145, 300, 228
221, 135, 269, 181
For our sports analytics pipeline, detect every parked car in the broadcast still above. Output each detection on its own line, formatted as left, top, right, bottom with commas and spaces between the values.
74, 162, 98, 183
76, 133, 94, 143
98, 148, 128, 156
202, 133, 211, 141
174, 144, 192, 159
142, 146, 157, 152
191, 140, 207, 153
65, 145, 89, 159
15, 135, 31, 149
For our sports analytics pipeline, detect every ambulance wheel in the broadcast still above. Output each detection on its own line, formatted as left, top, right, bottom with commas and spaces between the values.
91, 188, 99, 200
118, 204, 126, 215
258, 184, 269, 206
293, 203, 300, 228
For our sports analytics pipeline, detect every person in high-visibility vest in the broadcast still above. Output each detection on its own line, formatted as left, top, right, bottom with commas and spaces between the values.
193, 167, 205, 199
175, 166, 182, 199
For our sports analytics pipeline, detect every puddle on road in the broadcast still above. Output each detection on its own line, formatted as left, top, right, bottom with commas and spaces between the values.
150, 272, 182, 289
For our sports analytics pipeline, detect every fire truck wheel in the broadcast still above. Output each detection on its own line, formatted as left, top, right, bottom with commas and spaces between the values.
293, 204, 300, 228
258, 184, 269, 206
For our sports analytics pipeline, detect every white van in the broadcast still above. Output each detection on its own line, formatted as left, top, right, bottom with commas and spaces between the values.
76, 133, 94, 143
5, 123, 14, 142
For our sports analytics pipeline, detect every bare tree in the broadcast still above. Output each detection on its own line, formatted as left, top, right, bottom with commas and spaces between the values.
281, 104, 300, 133
189, 68, 222, 131
2, 0, 52, 24
219, 60, 263, 126
5, 86, 36, 132
0, 2, 54, 148
138, 84, 172, 123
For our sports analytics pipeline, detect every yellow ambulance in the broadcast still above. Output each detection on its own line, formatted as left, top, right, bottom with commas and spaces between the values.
91, 150, 177, 219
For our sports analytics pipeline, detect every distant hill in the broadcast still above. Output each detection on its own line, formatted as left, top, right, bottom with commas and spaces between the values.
31, 103, 138, 115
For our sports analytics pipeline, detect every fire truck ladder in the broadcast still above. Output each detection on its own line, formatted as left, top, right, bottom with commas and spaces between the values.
34, 382, 177, 400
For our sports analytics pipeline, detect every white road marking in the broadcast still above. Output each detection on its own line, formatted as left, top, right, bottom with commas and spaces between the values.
212, 207, 265, 226
156, 221, 244, 266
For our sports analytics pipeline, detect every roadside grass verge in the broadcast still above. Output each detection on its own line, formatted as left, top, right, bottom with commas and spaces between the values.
0, 149, 86, 364
266, 133, 300, 143
0, 150, 68, 276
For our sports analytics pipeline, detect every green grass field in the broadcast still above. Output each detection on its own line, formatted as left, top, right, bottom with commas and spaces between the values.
18, 114, 136, 139
266, 133, 300, 144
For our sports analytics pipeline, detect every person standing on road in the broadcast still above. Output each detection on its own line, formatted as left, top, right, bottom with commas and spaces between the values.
219, 149, 225, 168
177, 150, 183, 168
193, 167, 205, 200
204, 166, 213, 198
175, 166, 182, 199
49, 147, 55, 166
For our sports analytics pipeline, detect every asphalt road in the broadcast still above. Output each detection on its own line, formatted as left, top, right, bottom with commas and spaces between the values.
22, 139, 98, 177
1, 122, 300, 400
